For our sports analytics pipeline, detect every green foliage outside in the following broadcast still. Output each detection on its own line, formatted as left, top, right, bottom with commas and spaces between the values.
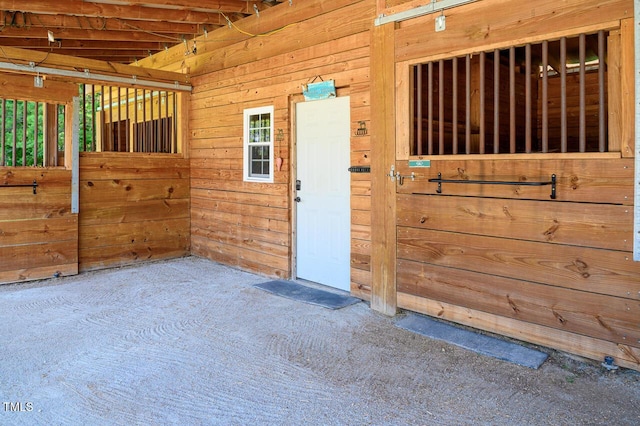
0, 85, 99, 167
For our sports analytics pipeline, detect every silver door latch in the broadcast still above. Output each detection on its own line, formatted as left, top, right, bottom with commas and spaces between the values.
388, 165, 397, 182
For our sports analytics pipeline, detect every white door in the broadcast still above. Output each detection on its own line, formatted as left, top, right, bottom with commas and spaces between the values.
295, 96, 351, 291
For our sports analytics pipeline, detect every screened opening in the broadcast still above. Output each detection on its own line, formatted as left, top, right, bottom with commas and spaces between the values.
412, 31, 608, 155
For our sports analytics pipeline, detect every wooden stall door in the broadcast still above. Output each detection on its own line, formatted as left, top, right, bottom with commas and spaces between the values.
0, 169, 78, 284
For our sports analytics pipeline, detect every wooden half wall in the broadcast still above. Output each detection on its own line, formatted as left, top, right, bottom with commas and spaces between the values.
0, 168, 78, 283
79, 153, 190, 271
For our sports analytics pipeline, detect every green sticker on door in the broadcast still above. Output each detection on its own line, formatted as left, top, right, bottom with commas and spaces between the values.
408, 160, 431, 168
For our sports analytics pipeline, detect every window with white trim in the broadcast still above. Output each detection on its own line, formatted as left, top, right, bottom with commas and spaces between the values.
243, 106, 274, 182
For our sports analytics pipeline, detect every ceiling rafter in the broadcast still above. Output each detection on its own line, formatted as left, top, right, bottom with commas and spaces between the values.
0, 0, 286, 64
0, 11, 206, 35
0, 1, 255, 23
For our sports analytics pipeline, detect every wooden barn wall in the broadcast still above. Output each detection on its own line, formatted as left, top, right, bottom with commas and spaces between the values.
0, 168, 78, 283
186, 0, 374, 297
78, 153, 190, 271
389, 0, 639, 370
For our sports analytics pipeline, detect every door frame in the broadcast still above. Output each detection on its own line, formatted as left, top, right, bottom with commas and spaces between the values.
289, 91, 352, 288
289, 94, 302, 281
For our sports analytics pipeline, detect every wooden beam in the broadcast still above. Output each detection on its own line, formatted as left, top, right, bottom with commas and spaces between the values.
87, 0, 262, 13
370, 21, 397, 316
24, 49, 162, 59
0, 27, 185, 43
0, 45, 189, 86
0, 73, 76, 104
0, 39, 166, 51
136, 0, 362, 71
0, 11, 203, 35
0, 0, 233, 24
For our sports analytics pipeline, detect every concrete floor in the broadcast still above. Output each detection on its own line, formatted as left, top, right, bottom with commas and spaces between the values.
1, 256, 638, 425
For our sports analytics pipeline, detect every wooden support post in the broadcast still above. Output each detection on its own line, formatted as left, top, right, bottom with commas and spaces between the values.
64, 103, 74, 170
370, 22, 397, 316
176, 92, 190, 156
620, 18, 636, 157
43, 103, 59, 167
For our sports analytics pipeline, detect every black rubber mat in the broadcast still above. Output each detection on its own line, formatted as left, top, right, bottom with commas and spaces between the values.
255, 280, 360, 310
396, 313, 548, 369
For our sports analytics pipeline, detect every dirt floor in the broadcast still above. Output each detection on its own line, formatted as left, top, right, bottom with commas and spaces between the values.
1, 256, 638, 425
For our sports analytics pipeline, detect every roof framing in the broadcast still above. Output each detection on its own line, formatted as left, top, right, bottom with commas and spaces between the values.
0, 0, 284, 64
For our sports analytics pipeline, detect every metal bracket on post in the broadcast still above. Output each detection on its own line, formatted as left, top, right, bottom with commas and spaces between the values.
388, 165, 396, 182
71, 96, 80, 214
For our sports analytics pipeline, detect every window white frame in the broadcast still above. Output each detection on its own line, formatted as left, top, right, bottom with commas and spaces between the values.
243, 105, 274, 183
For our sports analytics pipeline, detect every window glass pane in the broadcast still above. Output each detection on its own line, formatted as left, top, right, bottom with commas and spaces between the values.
250, 114, 260, 128
251, 145, 269, 159
251, 160, 264, 175
251, 145, 262, 159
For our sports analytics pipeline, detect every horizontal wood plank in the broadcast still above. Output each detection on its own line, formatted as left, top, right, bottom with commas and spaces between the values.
80, 153, 189, 180
397, 227, 639, 299
79, 238, 189, 272
0, 264, 78, 284
192, 208, 289, 235
395, 158, 633, 205
0, 241, 77, 271
80, 178, 189, 202
191, 224, 289, 258
191, 235, 289, 278
191, 196, 288, 222
397, 259, 640, 348
394, 0, 628, 63
80, 219, 189, 249
80, 199, 189, 225
397, 194, 633, 251
0, 216, 77, 247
